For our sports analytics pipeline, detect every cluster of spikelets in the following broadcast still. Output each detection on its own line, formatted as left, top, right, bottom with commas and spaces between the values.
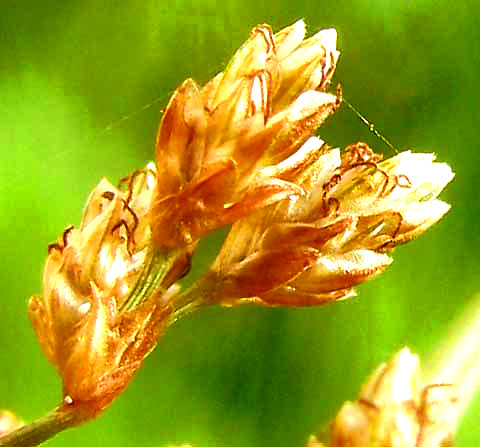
309, 348, 458, 447
161, 349, 459, 447
26, 19, 454, 438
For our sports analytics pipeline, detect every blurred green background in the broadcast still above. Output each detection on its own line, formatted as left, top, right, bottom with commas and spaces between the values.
1, 1, 479, 446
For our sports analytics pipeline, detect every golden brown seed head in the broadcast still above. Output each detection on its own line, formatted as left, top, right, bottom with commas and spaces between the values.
329, 349, 458, 447
29, 165, 175, 417
211, 142, 453, 308
151, 20, 341, 249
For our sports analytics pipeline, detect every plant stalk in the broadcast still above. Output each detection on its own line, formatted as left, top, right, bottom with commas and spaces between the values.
0, 405, 80, 447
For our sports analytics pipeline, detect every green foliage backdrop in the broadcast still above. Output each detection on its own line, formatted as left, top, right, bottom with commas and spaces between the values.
1, 1, 479, 445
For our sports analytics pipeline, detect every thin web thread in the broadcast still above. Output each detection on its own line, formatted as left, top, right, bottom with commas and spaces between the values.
343, 97, 398, 153
101, 96, 165, 133
102, 92, 397, 156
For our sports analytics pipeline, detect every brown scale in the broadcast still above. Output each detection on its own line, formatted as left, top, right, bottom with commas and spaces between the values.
341, 142, 383, 168
103, 182, 141, 256
118, 169, 156, 206
379, 173, 413, 198
374, 212, 404, 252
319, 155, 413, 231
356, 383, 456, 447
340, 143, 413, 199
415, 383, 457, 447
251, 24, 276, 56
339, 144, 384, 185
101, 191, 115, 201
47, 225, 74, 254
110, 199, 139, 256
248, 25, 278, 122
320, 173, 342, 217
357, 397, 380, 411
246, 70, 273, 123
316, 51, 337, 92
110, 220, 131, 245
339, 145, 391, 198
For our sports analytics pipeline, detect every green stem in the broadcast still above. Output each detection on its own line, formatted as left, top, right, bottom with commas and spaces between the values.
170, 272, 221, 323
0, 406, 80, 447
120, 249, 178, 313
